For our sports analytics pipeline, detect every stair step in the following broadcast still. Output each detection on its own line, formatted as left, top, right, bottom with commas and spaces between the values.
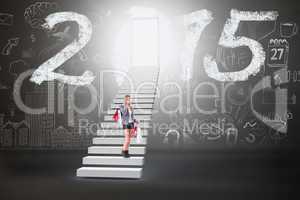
111, 104, 153, 109
115, 94, 156, 99
82, 156, 144, 166
114, 102, 154, 107
100, 122, 151, 129
120, 83, 156, 88
113, 98, 155, 104
93, 137, 147, 145
76, 167, 142, 178
107, 109, 153, 115
76, 67, 159, 179
118, 90, 155, 94
104, 115, 151, 121
88, 146, 146, 154
120, 86, 156, 91
97, 129, 148, 136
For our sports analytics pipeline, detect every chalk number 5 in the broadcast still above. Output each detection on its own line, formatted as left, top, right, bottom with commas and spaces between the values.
204, 10, 278, 81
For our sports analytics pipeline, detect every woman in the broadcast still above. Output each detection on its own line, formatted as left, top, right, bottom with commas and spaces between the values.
118, 94, 138, 158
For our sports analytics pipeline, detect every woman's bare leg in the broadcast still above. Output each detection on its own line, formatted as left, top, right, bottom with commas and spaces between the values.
122, 129, 131, 151
129, 128, 135, 137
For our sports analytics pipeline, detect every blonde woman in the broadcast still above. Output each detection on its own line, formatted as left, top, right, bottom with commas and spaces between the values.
116, 95, 138, 158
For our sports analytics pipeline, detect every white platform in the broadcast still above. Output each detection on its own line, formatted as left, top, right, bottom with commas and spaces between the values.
100, 122, 151, 129
88, 146, 146, 155
118, 90, 155, 94
104, 115, 152, 121
97, 129, 148, 136
113, 98, 155, 104
82, 156, 144, 166
111, 104, 153, 109
120, 85, 156, 90
107, 109, 153, 115
115, 94, 156, 99
77, 167, 142, 179
93, 137, 147, 145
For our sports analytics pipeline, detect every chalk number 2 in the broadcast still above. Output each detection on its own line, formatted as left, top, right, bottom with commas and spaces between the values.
30, 12, 95, 85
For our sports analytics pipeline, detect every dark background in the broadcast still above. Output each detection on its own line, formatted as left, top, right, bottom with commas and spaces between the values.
0, 0, 300, 199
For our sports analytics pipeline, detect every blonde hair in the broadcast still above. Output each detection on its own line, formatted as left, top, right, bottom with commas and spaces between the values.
124, 95, 132, 111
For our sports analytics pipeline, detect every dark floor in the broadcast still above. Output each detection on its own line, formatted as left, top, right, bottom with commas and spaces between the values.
0, 146, 299, 200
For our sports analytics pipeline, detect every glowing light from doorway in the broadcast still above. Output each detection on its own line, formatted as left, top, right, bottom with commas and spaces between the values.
112, 6, 175, 85
131, 18, 159, 67
128, 6, 158, 18
112, 6, 160, 85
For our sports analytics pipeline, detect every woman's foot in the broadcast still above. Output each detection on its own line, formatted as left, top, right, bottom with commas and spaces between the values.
122, 150, 130, 158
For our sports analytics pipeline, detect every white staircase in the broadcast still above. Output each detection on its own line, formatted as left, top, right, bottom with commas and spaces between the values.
77, 67, 160, 179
